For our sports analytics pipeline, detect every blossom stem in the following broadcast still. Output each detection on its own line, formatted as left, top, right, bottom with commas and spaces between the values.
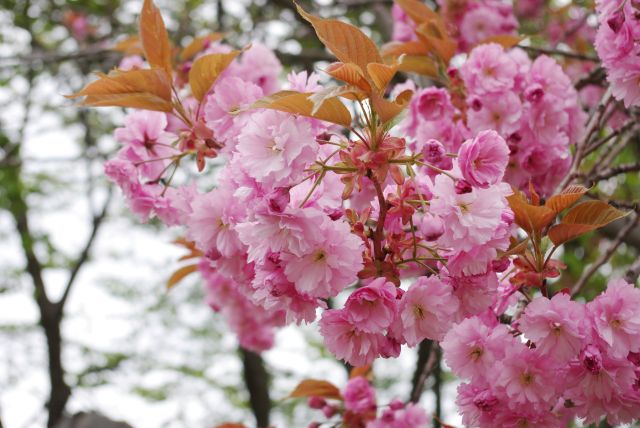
370, 175, 387, 264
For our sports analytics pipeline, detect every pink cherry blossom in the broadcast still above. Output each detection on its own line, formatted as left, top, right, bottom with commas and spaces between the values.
460, 43, 517, 95
457, 130, 510, 188
319, 309, 384, 367
520, 293, 586, 362
344, 278, 398, 333
343, 376, 376, 413
587, 279, 640, 358
399, 276, 459, 345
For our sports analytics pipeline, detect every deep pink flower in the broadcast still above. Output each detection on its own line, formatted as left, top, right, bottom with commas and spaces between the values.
343, 376, 376, 413
458, 130, 510, 188
319, 309, 384, 367
344, 278, 399, 333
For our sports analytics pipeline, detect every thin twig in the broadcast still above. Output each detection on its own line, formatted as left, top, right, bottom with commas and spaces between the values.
58, 188, 112, 309
571, 214, 640, 296
585, 162, 640, 183
519, 45, 599, 62
558, 88, 612, 191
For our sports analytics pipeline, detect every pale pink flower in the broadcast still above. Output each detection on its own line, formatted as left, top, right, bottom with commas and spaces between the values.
442, 317, 513, 380
460, 43, 517, 95
495, 346, 557, 407
587, 278, 640, 358
236, 207, 324, 262
399, 276, 459, 345
467, 92, 522, 136
230, 43, 282, 94
282, 217, 363, 298
430, 174, 512, 252
566, 343, 637, 424
187, 187, 246, 257
520, 293, 586, 362
204, 76, 263, 149
236, 110, 318, 188
114, 110, 177, 179
456, 381, 500, 428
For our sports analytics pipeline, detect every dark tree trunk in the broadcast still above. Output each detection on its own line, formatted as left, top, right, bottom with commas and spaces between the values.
240, 348, 271, 428
43, 305, 71, 428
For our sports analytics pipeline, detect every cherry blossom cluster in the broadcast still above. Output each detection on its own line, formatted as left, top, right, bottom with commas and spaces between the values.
443, 279, 640, 427
92, 2, 640, 424
392, 0, 518, 51
595, 0, 640, 107
307, 376, 430, 428
400, 42, 586, 196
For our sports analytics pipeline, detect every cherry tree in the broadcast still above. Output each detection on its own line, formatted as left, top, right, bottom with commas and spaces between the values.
64, 0, 640, 426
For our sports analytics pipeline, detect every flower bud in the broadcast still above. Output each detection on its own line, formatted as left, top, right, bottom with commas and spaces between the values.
308, 396, 326, 409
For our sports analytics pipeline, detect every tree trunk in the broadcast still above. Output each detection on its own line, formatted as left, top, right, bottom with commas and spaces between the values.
240, 348, 270, 428
43, 305, 71, 428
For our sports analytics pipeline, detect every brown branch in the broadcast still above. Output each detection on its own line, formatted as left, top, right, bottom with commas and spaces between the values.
624, 258, 640, 284
575, 66, 606, 91
558, 88, 612, 191
0, 48, 119, 69
519, 45, 599, 62
409, 340, 438, 403
571, 214, 640, 296
583, 121, 636, 157
240, 348, 271, 428
58, 189, 112, 309
370, 175, 388, 263
585, 162, 640, 183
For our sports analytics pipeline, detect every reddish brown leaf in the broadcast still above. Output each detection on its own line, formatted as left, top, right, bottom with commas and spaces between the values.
415, 23, 457, 63
188, 50, 241, 101
476, 34, 525, 49
139, 0, 172, 75
67, 68, 173, 112
396, 55, 439, 78
295, 2, 382, 74
545, 185, 589, 214
394, 0, 441, 26
325, 62, 372, 92
167, 263, 198, 289
252, 90, 352, 127
381, 40, 430, 57
548, 200, 629, 246
289, 379, 342, 400
350, 364, 373, 380
367, 62, 398, 92
111, 35, 143, 55
370, 90, 412, 124
507, 190, 556, 235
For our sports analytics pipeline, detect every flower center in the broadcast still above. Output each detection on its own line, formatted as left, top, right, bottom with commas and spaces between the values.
413, 304, 425, 320
313, 250, 327, 262
520, 371, 534, 386
469, 346, 483, 361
